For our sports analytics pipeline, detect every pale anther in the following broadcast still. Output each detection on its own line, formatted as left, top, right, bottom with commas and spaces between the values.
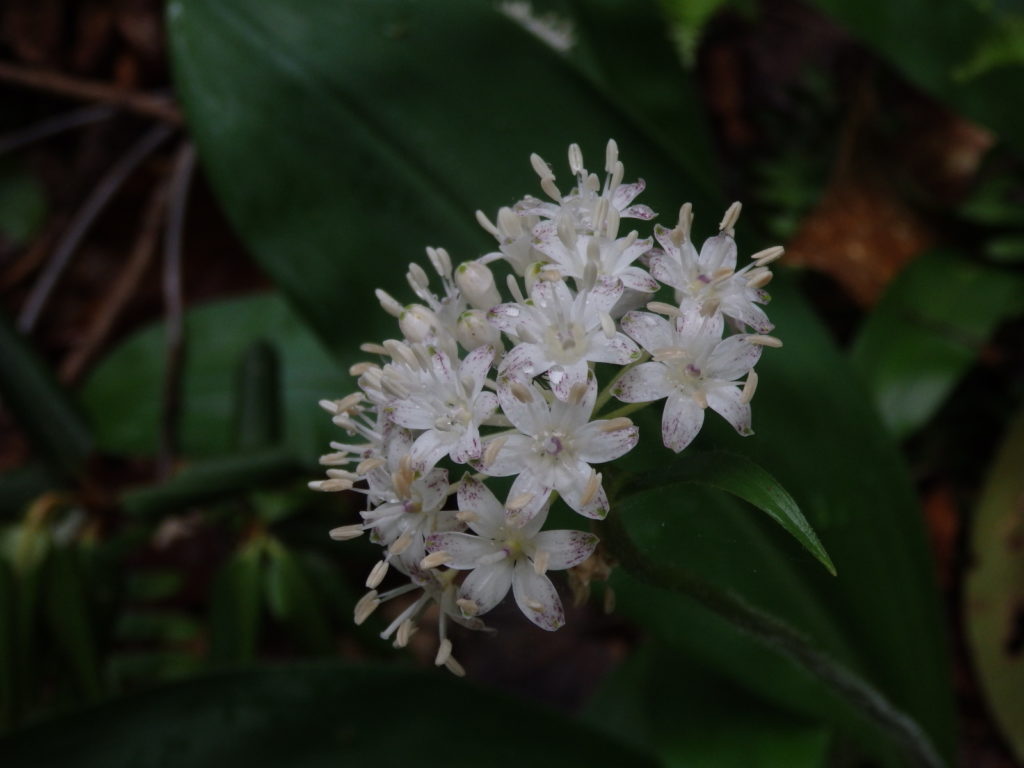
420, 551, 452, 570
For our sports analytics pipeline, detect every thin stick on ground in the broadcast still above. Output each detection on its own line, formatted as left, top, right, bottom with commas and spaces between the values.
59, 182, 169, 384
0, 104, 115, 156
158, 142, 197, 480
16, 123, 176, 334
0, 61, 182, 124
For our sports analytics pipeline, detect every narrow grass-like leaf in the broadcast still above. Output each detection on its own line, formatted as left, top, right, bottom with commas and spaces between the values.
43, 545, 101, 700
264, 539, 332, 654
209, 540, 264, 664
233, 341, 282, 452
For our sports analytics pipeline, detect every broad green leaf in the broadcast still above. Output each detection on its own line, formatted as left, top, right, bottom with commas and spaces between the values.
0, 311, 92, 477
966, 406, 1024, 761
851, 250, 1024, 438
114, 612, 203, 645
233, 341, 282, 452
120, 449, 302, 518
628, 450, 835, 575
80, 294, 345, 464
167, 0, 721, 357
264, 539, 332, 653
0, 662, 657, 767
584, 641, 831, 767
209, 540, 264, 664
809, 0, 1024, 152
0, 558, 14, 729
0, 464, 59, 520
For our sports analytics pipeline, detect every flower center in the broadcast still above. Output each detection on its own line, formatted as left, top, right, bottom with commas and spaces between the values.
543, 322, 588, 365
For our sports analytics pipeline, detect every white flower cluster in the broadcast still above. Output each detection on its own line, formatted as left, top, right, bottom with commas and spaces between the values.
311, 140, 783, 675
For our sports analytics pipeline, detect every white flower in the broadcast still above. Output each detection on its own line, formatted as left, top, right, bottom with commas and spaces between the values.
531, 224, 658, 300
424, 477, 598, 631
649, 207, 775, 333
614, 307, 766, 452
384, 344, 499, 470
475, 374, 638, 520
488, 277, 640, 400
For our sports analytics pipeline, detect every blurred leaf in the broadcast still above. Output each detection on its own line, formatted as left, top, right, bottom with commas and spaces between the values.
123, 570, 185, 602
658, 0, 735, 67
43, 545, 101, 699
233, 341, 282, 452
959, 173, 1024, 227
106, 652, 202, 688
985, 234, 1024, 263
0, 162, 46, 247
0, 464, 60, 520
851, 250, 1024, 438
120, 449, 302, 518
167, 0, 721, 358
80, 294, 346, 464
955, 11, 1024, 81
0, 661, 657, 767
264, 539, 332, 653
114, 611, 203, 645
209, 540, 264, 664
584, 641, 831, 767
0, 312, 93, 477
629, 450, 836, 575
965, 406, 1024, 761
0, 558, 14, 728
809, 0, 1024, 152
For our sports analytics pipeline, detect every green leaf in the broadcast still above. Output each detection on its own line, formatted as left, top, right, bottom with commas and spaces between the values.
584, 640, 832, 767
851, 250, 1024, 438
0, 661, 656, 767
43, 545, 101, 700
965, 406, 1024, 761
264, 539, 332, 653
167, 0, 721, 357
0, 558, 14, 729
0, 311, 92, 477
209, 540, 264, 664
233, 341, 283, 452
120, 449, 303, 518
629, 450, 835, 575
80, 293, 346, 464
808, 0, 1024, 152
0, 162, 46, 247
0, 464, 60, 520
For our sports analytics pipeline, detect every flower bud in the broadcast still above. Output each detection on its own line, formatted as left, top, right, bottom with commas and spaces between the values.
456, 309, 501, 351
455, 261, 501, 310
399, 304, 438, 342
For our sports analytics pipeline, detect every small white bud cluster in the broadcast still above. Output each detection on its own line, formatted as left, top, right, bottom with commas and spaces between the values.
314, 141, 781, 672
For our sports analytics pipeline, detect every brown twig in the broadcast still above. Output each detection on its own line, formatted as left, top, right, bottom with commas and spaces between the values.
158, 142, 196, 480
0, 103, 115, 156
58, 182, 169, 384
0, 61, 182, 124
16, 122, 176, 333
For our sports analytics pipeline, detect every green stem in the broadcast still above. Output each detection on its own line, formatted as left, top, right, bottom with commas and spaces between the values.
596, 401, 650, 420
601, 513, 945, 768
593, 352, 649, 413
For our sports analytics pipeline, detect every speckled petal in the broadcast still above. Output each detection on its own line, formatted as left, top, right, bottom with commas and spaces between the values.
662, 393, 705, 453
534, 529, 599, 570
612, 362, 671, 403
456, 476, 505, 537
575, 420, 640, 463
425, 532, 497, 569
459, 560, 515, 616
707, 385, 753, 437
620, 311, 674, 354
698, 233, 737, 273
512, 560, 564, 631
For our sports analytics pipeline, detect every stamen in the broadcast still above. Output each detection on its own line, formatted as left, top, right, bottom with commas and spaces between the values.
318, 399, 341, 414
747, 335, 783, 348
483, 436, 508, 467
740, 370, 759, 404
388, 529, 414, 556
375, 288, 403, 317
308, 478, 352, 492
505, 274, 526, 304
506, 492, 535, 513
476, 209, 500, 238
677, 202, 693, 239
498, 207, 522, 238
526, 598, 544, 611
593, 198, 609, 231
326, 469, 357, 480
395, 618, 416, 648
646, 301, 682, 317
457, 598, 480, 618
719, 201, 742, 236
568, 381, 588, 404
691, 390, 709, 408
329, 524, 365, 541
420, 551, 452, 570
600, 417, 634, 432
353, 590, 380, 625
579, 470, 601, 508
568, 143, 584, 175
359, 342, 388, 355
435, 638, 454, 666
600, 312, 616, 339
530, 152, 553, 180
541, 176, 561, 201
605, 139, 618, 174
444, 655, 466, 677
604, 205, 620, 238
366, 559, 389, 588
751, 245, 784, 265
747, 269, 773, 289
609, 160, 624, 191
319, 452, 349, 466
407, 262, 430, 289
510, 381, 534, 402
533, 549, 551, 575
356, 457, 387, 474
456, 509, 479, 523
348, 362, 374, 376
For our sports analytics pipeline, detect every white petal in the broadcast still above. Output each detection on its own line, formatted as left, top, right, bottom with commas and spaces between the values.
496, 379, 547, 435
621, 204, 656, 220
708, 336, 763, 381
477, 433, 534, 477
707, 385, 753, 436
459, 344, 495, 395
425, 532, 497, 569
499, 342, 551, 383
575, 420, 640, 463
585, 332, 640, 366
618, 267, 659, 294
460, 560, 515, 615
410, 430, 456, 472
487, 302, 525, 334
389, 396, 436, 430
557, 462, 610, 519
612, 362, 670, 403
534, 529, 598, 570
698, 233, 737, 274
451, 423, 483, 464
547, 360, 589, 402
621, 311, 673, 354
611, 179, 645, 209
472, 391, 499, 423
662, 394, 705, 453
507, 471, 551, 523
456, 476, 504, 536
581, 276, 623, 317
512, 560, 564, 631
649, 253, 685, 291
417, 468, 451, 512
